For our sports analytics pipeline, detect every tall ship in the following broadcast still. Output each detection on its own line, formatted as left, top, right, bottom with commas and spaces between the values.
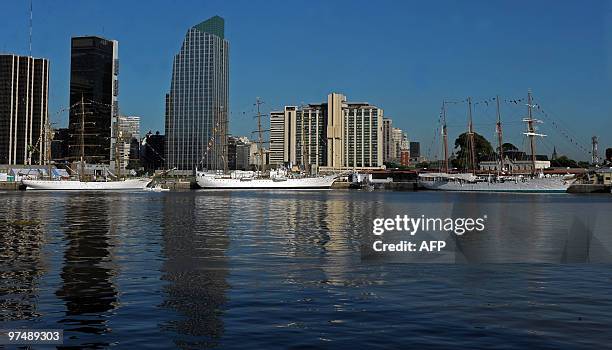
196, 98, 338, 190
197, 169, 337, 190
23, 96, 151, 191
419, 91, 575, 193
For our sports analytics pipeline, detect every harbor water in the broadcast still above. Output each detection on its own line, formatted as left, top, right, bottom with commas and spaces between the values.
1, 190, 612, 349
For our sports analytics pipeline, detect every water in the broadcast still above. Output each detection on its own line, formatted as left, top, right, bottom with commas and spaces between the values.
1, 190, 612, 349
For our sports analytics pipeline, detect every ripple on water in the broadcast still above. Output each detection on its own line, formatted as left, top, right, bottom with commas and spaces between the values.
0, 191, 611, 349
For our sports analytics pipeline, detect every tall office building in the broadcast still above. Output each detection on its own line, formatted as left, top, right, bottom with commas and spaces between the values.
0, 54, 49, 165
271, 104, 328, 169
141, 131, 165, 172
409, 141, 421, 163
51, 128, 70, 162
326, 93, 345, 168
113, 115, 140, 170
382, 118, 393, 163
165, 16, 229, 173
271, 93, 383, 170
235, 137, 251, 171
391, 127, 405, 160
118, 115, 140, 141
277, 105, 327, 168
68, 36, 118, 164
343, 101, 383, 168
269, 110, 285, 165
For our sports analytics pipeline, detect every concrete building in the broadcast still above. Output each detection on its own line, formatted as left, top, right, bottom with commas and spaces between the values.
391, 127, 406, 161
342, 100, 383, 169
294, 105, 326, 169
592, 168, 612, 185
479, 155, 551, 173
269, 105, 325, 169
382, 118, 393, 163
382, 118, 410, 165
68, 36, 118, 164
269, 93, 384, 171
400, 149, 410, 167
165, 16, 229, 174
118, 115, 140, 140
0, 54, 49, 165
114, 115, 140, 171
236, 142, 251, 171
269, 110, 285, 165
327, 93, 345, 168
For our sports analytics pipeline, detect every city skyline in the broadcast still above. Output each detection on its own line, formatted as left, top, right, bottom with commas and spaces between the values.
2, 0, 611, 161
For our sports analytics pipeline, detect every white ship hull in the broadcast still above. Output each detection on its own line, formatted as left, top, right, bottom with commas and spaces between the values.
196, 172, 337, 189
23, 178, 152, 191
419, 176, 574, 193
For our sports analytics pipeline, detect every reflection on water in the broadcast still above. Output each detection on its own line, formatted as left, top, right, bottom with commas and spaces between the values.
160, 193, 231, 348
0, 191, 611, 349
0, 196, 47, 322
55, 195, 118, 348
266, 193, 386, 286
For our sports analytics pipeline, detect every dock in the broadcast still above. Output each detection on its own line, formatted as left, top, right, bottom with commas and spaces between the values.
0, 182, 24, 191
567, 184, 610, 193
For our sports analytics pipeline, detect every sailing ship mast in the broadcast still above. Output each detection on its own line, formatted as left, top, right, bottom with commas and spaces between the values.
442, 101, 449, 173
45, 120, 53, 179
523, 90, 545, 175
496, 95, 503, 175
222, 105, 228, 174
466, 97, 476, 175
114, 116, 121, 178
79, 94, 86, 181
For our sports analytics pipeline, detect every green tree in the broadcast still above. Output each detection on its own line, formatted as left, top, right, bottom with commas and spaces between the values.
452, 132, 493, 170
501, 143, 518, 152
551, 155, 579, 168
577, 161, 591, 168
415, 161, 430, 169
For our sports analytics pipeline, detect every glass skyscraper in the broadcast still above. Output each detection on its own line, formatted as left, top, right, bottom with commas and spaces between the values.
165, 16, 229, 172
69, 36, 119, 164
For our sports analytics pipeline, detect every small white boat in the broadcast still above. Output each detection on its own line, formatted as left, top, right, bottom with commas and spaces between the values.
23, 178, 151, 191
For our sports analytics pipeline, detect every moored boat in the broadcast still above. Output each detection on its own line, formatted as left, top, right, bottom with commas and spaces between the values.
196, 97, 338, 190
196, 169, 337, 189
420, 91, 575, 193
418, 172, 574, 193
23, 178, 151, 191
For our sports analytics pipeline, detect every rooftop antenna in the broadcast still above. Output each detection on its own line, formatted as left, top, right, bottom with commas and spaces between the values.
29, 0, 33, 56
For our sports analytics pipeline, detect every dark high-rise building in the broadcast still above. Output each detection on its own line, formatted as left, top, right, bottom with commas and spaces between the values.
165, 16, 229, 173
68, 36, 118, 164
141, 131, 165, 172
0, 54, 49, 165
410, 141, 420, 159
51, 127, 70, 163
227, 136, 237, 170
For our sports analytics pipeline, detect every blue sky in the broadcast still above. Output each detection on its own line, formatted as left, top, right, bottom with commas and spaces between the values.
2, 0, 611, 161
